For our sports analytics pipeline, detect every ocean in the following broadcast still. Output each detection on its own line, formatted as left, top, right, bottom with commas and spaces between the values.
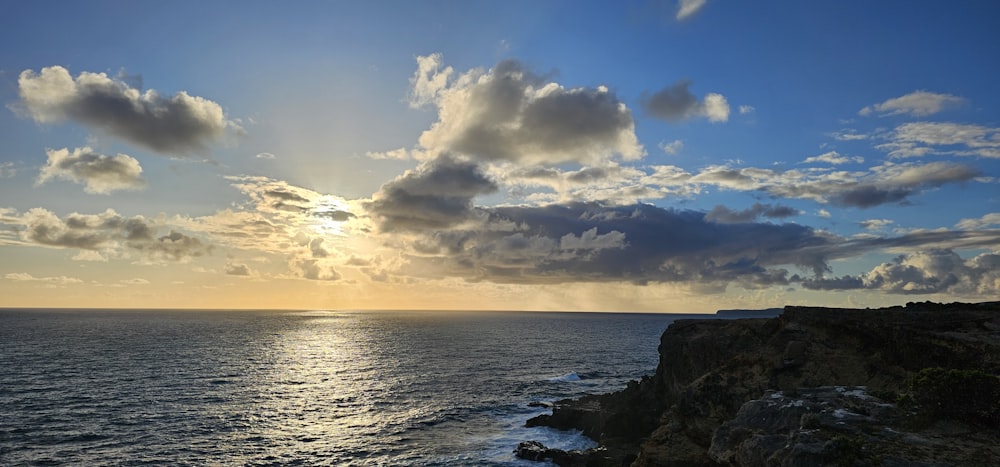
0, 309, 705, 466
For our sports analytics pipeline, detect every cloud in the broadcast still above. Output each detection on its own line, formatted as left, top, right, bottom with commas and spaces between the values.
802, 249, 1000, 296
877, 122, 1000, 159
659, 139, 684, 155
859, 91, 966, 117
802, 150, 863, 165
37, 147, 145, 194
956, 213, 1000, 230
738, 105, 755, 115
411, 56, 643, 166
817, 209, 831, 218
225, 262, 253, 276
4, 272, 83, 285
367, 155, 498, 232
382, 202, 834, 287
694, 160, 980, 208
408, 53, 454, 109
12, 207, 211, 262
0, 162, 16, 178
705, 203, 800, 224
290, 258, 342, 281
676, 0, 708, 20
641, 80, 730, 123
255, 152, 277, 160
859, 219, 893, 231
15, 66, 239, 155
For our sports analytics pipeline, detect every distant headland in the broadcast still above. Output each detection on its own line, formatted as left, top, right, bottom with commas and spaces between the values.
517, 301, 1000, 466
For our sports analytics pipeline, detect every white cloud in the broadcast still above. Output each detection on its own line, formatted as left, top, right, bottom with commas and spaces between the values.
859, 90, 966, 117
877, 122, 1000, 159
366, 147, 414, 160
37, 147, 145, 194
676, 0, 708, 20
407, 53, 454, 109
817, 209, 831, 218
255, 152, 277, 160
411, 56, 644, 166
738, 105, 755, 115
659, 139, 684, 155
702, 93, 730, 122
859, 219, 893, 231
802, 150, 864, 165
956, 213, 1000, 230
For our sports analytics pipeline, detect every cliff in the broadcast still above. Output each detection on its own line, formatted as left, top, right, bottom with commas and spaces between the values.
521, 301, 1000, 466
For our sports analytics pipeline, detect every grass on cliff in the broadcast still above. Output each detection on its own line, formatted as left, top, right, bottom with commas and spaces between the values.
902, 367, 1000, 428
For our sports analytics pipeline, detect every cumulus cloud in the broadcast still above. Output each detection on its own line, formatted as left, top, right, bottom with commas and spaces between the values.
705, 203, 800, 224
367, 155, 498, 232
802, 151, 863, 165
676, 0, 708, 20
859, 91, 966, 117
225, 262, 253, 276
15, 66, 239, 155
410, 56, 643, 166
877, 122, 1000, 159
37, 147, 145, 194
802, 249, 1000, 296
641, 80, 730, 123
13, 207, 211, 261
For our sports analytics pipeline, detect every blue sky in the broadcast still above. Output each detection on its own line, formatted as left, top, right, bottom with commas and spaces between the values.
1, 0, 998, 311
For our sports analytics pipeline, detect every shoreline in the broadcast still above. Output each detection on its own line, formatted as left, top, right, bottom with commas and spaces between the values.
518, 301, 1000, 466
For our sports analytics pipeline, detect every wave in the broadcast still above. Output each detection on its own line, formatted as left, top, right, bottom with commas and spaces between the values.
546, 371, 581, 382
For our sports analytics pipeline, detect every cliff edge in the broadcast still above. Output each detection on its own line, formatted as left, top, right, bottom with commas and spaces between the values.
522, 301, 1000, 466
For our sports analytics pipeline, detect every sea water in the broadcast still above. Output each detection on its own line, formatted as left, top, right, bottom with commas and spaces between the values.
0, 309, 704, 465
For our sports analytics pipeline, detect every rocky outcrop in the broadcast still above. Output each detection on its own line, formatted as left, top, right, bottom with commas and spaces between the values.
522, 301, 1000, 466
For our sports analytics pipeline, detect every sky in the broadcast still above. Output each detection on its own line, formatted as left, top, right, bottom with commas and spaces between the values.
1, 0, 999, 312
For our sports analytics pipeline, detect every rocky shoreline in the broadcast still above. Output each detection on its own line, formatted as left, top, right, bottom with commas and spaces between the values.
517, 301, 1000, 466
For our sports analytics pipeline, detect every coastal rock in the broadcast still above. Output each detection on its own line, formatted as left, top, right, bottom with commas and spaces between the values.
522, 301, 1000, 466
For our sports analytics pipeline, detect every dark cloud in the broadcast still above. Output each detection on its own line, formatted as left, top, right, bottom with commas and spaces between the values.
37, 147, 145, 194
388, 202, 831, 288
131, 230, 213, 262
291, 258, 341, 281
314, 210, 355, 222
367, 155, 498, 232
641, 80, 699, 121
412, 56, 643, 165
641, 80, 730, 123
16, 66, 238, 155
705, 203, 800, 223
18, 208, 210, 261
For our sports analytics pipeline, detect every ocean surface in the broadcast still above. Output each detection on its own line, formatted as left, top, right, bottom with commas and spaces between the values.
0, 309, 709, 466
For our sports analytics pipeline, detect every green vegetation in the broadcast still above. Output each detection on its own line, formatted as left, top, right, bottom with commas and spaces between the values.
906, 367, 1000, 428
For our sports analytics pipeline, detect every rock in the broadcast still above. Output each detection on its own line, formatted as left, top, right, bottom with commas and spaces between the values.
520, 301, 1000, 466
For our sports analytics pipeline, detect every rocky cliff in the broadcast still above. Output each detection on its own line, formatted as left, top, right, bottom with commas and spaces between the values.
521, 301, 1000, 466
